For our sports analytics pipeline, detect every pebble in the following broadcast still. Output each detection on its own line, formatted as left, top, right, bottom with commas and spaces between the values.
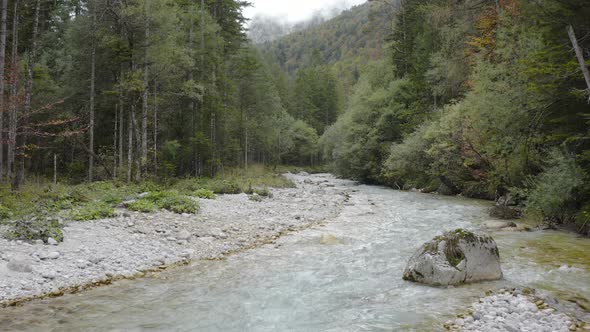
450, 291, 574, 332
47, 238, 58, 246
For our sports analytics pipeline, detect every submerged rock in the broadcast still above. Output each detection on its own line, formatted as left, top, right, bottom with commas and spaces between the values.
320, 234, 342, 245
402, 229, 502, 286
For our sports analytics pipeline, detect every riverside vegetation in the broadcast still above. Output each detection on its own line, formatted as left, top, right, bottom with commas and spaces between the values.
0, 0, 587, 237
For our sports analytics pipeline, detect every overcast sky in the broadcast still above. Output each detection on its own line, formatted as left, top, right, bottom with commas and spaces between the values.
244, 0, 367, 23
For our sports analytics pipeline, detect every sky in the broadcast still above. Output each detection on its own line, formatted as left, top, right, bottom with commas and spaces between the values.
244, 0, 367, 23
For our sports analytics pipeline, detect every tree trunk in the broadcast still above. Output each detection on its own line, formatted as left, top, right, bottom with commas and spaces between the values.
113, 104, 118, 179
89, 0, 97, 182
132, 101, 141, 182
141, 2, 149, 176
153, 83, 158, 174
7, 0, 18, 188
118, 69, 124, 172
567, 25, 590, 103
127, 99, 133, 182
189, 0, 196, 177
0, 0, 8, 182
13, 0, 40, 191
244, 110, 248, 171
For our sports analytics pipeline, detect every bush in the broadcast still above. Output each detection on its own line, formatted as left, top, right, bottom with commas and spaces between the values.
129, 191, 199, 214
70, 202, 117, 221
127, 199, 157, 213
160, 195, 199, 214
208, 180, 242, 194
523, 149, 585, 223
253, 187, 273, 198
0, 205, 12, 220
194, 188, 216, 199
5, 218, 64, 243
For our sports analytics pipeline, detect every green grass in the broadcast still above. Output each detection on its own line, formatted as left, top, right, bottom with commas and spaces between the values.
0, 164, 291, 224
194, 188, 216, 199
70, 202, 117, 221
174, 164, 295, 195
128, 191, 199, 214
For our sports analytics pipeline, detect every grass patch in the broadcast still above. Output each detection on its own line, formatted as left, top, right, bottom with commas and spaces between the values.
70, 202, 117, 221
194, 188, 216, 199
174, 164, 295, 196
128, 191, 199, 214
127, 199, 158, 213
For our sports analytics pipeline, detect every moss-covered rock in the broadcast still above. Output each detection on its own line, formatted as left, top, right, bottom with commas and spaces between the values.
403, 229, 502, 286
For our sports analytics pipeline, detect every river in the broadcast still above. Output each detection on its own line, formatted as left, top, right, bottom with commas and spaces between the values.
1, 175, 589, 331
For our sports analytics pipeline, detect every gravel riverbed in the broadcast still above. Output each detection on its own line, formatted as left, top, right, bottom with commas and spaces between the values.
0, 173, 348, 306
446, 289, 589, 332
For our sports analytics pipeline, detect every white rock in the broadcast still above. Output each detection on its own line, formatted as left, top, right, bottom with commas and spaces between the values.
7, 258, 33, 273
47, 238, 58, 246
403, 229, 502, 286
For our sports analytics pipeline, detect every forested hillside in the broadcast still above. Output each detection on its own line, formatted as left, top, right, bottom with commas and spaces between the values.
0, 0, 319, 191
1, 0, 589, 235
319, 0, 590, 234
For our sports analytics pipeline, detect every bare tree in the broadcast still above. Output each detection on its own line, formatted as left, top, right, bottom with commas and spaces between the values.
567, 25, 590, 103
0, 0, 8, 182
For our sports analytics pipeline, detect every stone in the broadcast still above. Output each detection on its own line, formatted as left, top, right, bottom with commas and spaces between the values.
34, 239, 44, 245
7, 258, 33, 273
403, 229, 502, 286
42, 271, 57, 279
39, 252, 60, 260
320, 234, 342, 245
177, 230, 191, 241
47, 237, 59, 246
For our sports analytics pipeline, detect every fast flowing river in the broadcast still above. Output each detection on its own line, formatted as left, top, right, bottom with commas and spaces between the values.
1, 175, 589, 331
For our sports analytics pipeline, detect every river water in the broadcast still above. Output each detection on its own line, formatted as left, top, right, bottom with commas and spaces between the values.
1, 176, 589, 331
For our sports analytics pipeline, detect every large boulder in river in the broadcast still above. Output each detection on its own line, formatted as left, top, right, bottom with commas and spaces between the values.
403, 229, 502, 286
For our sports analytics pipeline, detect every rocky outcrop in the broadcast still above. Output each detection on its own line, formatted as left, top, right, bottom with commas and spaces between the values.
403, 229, 502, 286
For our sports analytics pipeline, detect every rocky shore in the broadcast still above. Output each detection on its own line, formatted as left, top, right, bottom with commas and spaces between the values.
0, 173, 348, 306
446, 289, 589, 332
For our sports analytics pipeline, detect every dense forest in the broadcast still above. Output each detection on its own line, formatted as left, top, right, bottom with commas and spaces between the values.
315, 0, 590, 234
0, 0, 589, 234
0, 0, 320, 192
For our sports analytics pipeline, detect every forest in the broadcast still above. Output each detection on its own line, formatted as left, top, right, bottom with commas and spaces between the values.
0, 0, 589, 235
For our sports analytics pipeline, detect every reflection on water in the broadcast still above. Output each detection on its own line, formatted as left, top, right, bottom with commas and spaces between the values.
0, 178, 588, 331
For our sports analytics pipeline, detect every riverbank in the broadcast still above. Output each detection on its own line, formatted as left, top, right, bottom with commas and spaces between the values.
0, 173, 348, 307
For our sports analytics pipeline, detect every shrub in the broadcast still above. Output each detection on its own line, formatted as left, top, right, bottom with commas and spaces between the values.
160, 195, 199, 214
523, 149, 585, 223
70, 202, 117, 221
5, 218, 64, 243
194, 188, 216, 199
0, 205, 12, 220
253, 187, 273, 198
208, 180, 242, 194
127, 199, 157, 213
129, 191, 199, 214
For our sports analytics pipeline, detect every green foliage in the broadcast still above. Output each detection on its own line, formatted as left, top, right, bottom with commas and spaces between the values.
0, 205, 13, 220
194, 189, 216, 199
130, 191, 199, 214
5, 218, 64, 243
127, 199, 158, 213
70, 203, 117, 221
522, 150, 586, 223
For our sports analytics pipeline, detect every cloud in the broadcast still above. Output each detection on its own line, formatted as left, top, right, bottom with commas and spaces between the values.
244, 0, 366, 24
